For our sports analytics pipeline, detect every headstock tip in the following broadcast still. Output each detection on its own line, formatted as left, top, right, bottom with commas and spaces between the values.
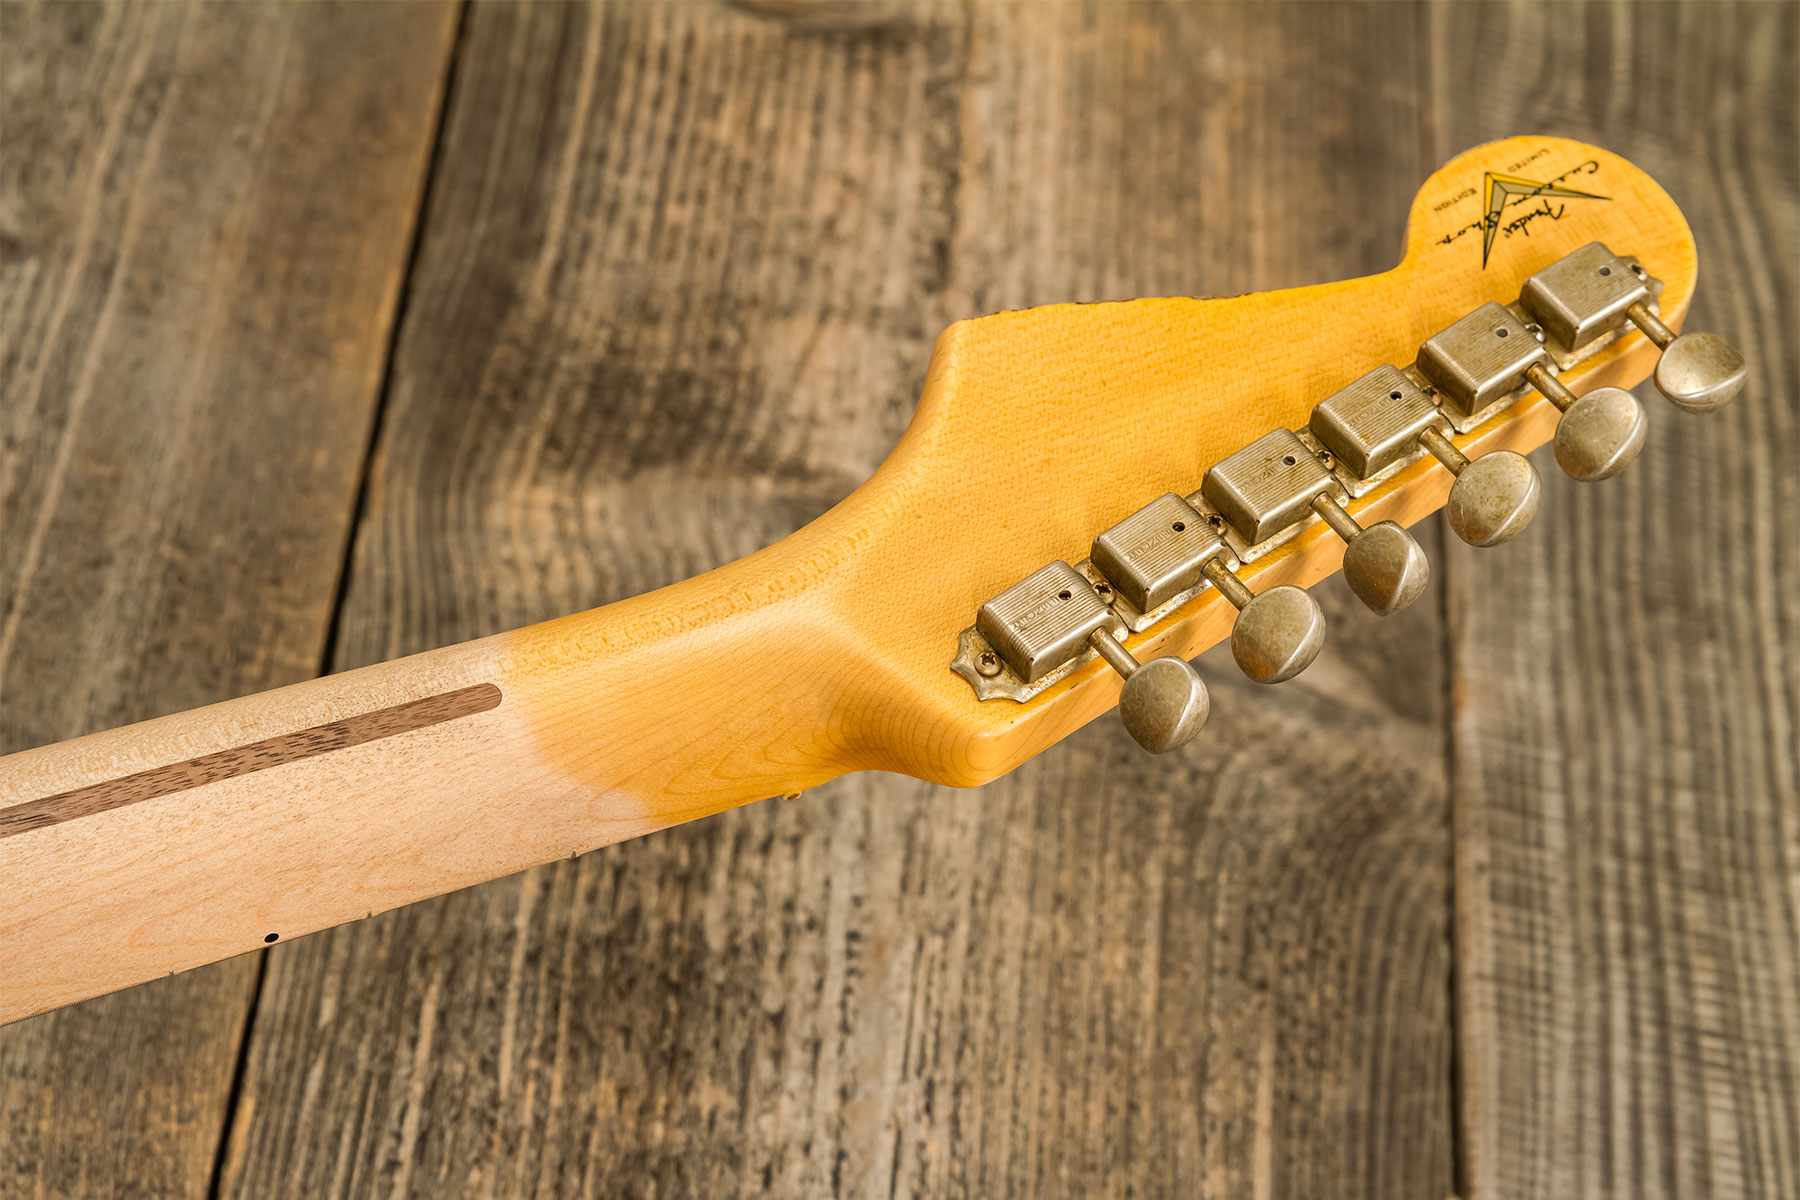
1400, 135, 1697, 316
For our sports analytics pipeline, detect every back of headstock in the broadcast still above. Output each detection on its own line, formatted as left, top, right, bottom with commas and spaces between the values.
814, 134, 1744, 779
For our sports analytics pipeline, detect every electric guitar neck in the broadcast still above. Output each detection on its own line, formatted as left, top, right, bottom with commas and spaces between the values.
0, 135, 1747, 1023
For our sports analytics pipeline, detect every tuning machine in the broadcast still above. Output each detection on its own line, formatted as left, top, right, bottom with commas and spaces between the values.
1090, 494, 1324, 684
1521, 242, 1747, 413
1310, 365, 1540, 547
1419, 301, 1648, 482
1202, 430, 1429, 617
968, 562, 1208, 753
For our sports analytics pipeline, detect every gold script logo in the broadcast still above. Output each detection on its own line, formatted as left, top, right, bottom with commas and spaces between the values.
1438, 161, 1609, 267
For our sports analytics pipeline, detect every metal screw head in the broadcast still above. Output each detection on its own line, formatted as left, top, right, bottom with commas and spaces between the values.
1446, 451, 1541, 547
1341, 521, 1430, 616
1230, 585, 1325, 683
1117, 656, 1210, 753
1654, 331, 1747, 413
975, 650, 1002, 678
1553, 386, 1647, 481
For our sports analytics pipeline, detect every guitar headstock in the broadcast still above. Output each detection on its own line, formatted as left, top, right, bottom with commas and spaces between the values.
801, 135, 1744, 781
510, 136, 1744, 806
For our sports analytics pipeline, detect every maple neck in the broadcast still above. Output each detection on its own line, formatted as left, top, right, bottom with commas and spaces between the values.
0, 584, 824, 1023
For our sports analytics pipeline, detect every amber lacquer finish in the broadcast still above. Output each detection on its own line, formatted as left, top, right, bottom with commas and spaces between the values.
0, 136, 1696, 1020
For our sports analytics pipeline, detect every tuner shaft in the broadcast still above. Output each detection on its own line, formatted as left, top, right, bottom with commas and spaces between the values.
1624, 300, 1676, 350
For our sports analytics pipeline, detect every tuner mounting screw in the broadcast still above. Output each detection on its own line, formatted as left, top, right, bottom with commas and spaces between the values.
976, 650, 1002, 677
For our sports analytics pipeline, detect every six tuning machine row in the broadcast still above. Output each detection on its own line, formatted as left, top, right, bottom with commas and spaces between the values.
953, 241, 1749, 754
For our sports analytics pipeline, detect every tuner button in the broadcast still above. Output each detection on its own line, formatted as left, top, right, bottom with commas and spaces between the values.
1308, 493, 1430, 616
1201, 556, 1326, 683
1230, 585, 1325, 684
1117, 656, 1211, 753
1653, 331, 1747, 413
1552, 385, 1648, 481
1086, 628, 1209, 753
1445, 450, 1541, 547
1621, 301, 1749, 415
1340, 521, 1431, 616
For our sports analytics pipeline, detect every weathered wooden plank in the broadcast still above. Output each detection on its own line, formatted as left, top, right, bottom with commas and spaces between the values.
0, 2, 458, 1196
219, 3, 1454, 1197
1436, 2, 1800, 1197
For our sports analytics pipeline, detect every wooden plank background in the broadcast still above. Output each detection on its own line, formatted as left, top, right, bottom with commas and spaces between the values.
1441, 5, 1800, 1199
1, 2, 1792, 1197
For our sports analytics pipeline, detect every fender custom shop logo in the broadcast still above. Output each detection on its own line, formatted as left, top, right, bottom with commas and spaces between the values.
1436, 159, 1609, 267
